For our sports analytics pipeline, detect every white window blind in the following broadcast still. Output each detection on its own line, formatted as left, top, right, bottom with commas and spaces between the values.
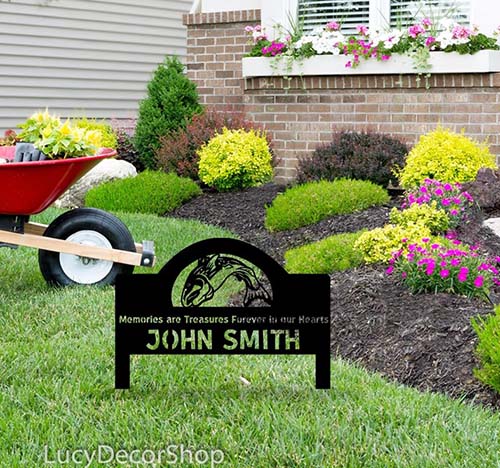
297, 0, 471, 35
298, 0, 370, 34
389, 1, 470, 27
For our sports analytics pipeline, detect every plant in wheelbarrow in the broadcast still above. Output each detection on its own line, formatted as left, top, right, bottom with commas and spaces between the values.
17, 110, 102, 161
0, 110, 155, 287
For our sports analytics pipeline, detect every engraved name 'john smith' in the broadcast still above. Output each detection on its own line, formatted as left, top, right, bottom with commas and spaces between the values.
145, 329, 300, 351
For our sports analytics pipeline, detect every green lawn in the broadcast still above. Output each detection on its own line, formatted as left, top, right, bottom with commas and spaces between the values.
1, 209, 500, 467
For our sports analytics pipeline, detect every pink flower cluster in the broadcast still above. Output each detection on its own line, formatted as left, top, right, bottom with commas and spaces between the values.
389, 234, 500, 300
244, 24, 268, 43
326, 21, 340, 31
402, 179, 474, 228
452, 24, 474, 40
344, 38, 389, 68
261, 41, 286, 57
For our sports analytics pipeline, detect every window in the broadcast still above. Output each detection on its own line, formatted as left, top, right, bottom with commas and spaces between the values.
390, 1, 470, 27
298, 0, 370, 34
297, 0, 470, 33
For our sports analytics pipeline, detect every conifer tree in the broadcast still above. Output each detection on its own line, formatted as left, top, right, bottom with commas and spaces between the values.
134, 57, 201, 170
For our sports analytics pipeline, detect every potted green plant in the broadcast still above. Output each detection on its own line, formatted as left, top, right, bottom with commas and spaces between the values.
16, 110, 102, 161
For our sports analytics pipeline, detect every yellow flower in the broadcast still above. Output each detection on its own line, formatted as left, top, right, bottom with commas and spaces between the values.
59, 120, 72, 136
41, 125, 53, 139
85, 130, 102, 148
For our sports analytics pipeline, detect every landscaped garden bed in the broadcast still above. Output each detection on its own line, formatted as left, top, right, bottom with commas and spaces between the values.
171, 181, 500, 410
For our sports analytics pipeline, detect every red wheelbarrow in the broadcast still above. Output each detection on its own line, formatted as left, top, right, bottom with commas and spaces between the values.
0, 147, 155, 286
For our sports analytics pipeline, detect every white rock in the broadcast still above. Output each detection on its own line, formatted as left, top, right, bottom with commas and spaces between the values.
54, 159, 137, 209
483, 218, 500, 237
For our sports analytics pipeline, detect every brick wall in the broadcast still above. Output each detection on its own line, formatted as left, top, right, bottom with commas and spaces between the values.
184, 11, 500, 183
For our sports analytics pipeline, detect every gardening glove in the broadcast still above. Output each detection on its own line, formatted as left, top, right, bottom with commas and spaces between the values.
14, 143, 47, 162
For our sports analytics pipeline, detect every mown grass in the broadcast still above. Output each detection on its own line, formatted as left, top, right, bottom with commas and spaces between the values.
285, 231, 365, 274
265, 179, 389, 232
1, 209, 500, 467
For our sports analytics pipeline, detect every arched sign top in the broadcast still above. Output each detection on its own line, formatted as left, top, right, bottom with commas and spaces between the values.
158, 238, 287, 308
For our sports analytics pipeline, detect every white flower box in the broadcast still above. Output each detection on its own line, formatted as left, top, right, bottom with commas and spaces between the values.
242, 50, 500, 78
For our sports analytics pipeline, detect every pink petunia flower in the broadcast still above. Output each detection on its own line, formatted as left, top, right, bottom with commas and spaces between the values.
326, 21, 340, 31
474, 276, 484, 288
440, 269, 450, 278
425, 36, 436, 47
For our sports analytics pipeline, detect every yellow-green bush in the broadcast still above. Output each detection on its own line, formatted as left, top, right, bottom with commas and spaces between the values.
472, 305, 500, 394
285, 231, 365, 274
265, 179, 389, 232
396, 127, 497, 189
197, 128, 272, 191
389, 201, 450, 234
354, 224, 433, 264
73, 117, 117, 149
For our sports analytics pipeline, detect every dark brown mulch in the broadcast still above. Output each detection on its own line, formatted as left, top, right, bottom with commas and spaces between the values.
172, 183, 398, 262
170, 183, 500, 409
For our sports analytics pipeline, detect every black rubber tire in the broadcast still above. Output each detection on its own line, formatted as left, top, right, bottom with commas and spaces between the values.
38, 208, 136, 286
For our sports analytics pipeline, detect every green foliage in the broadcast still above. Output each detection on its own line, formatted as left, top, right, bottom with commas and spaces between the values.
18, 110, 101, 159
85, 171, 201, 215
197, 128, 273, 191
156, 108, 271, 181
134, 57, 202, 170
389, 201, 450, 234
265, 179, 389, 232
73, 117, 117, 149
397, 126, 497, 189
354, 224, 433, 264
472, 306, 500, 393
285, 231, 365, 274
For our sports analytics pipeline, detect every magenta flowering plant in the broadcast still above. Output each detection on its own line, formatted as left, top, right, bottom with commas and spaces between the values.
402, 179, 475, 229
261, 41, 287, 57
389, 235, 499, 301
342, 27, 391, 69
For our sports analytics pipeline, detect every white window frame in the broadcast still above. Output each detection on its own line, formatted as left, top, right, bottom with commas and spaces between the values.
262, 0, 496, 39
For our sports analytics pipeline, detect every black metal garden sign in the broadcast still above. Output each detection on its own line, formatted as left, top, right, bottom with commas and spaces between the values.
115, 238, 331, 389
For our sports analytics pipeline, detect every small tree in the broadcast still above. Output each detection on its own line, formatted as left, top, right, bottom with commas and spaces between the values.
134, 57, 201, 170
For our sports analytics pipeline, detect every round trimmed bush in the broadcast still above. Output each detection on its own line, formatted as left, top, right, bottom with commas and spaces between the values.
197, 128, 273, 191
155, 108, 272, 181
297, 130, 408, 187
265, 179, 390, 232
73, 117, 117, 149
397, 126, 497, 189
85, 171, 201, 215
285, 231, 365, 274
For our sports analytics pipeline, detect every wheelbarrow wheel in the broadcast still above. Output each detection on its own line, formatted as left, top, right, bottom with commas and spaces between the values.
38, 208, 136, 286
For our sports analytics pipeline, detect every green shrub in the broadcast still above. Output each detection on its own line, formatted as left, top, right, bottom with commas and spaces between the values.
73, 117, 117, 149
156, 108, 272, 181
297, 130, 408, 187
134, 57, 202, 170
354, 224, 433, 264
389, 202, 450, 234
285, 231, 365, 274
265, 179, 389, 232
472, 306, 500, 393
396, 126, 497, 189
197, 128, 273, 191
85, 171, 201, 215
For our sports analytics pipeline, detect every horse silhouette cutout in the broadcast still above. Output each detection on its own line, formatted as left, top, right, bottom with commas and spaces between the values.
181, 253, 272, 307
